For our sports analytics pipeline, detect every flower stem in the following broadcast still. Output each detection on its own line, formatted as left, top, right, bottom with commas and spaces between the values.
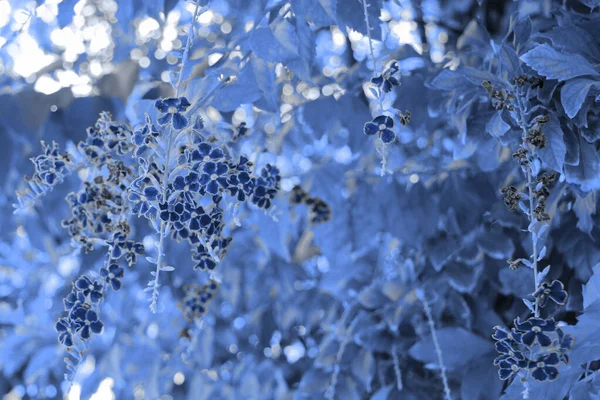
515, 90, 540, 317
417, 289, 452, 400
150, 126, 173, 313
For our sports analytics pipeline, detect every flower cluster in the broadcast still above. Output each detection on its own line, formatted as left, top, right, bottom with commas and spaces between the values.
289, 185, 332, 225
177, 279, 220, 322
482, 80, 515, 111
493, 315, 574, 382
513, 74, 544, 89
55, 275, 105, 348
526, 115, 550, 149
130, 101, 281, 277
15, 141, 73, 209
501, 185, 521, 212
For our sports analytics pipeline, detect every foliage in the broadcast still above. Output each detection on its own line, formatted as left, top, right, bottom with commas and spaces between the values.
2, 0, 600, 399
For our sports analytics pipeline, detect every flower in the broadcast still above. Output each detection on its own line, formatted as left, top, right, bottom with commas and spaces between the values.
64, 286, 86, 311
55, 318, 75, 347
129, 185, 161, 218
100, 263, 124, 291
70, 306, 104, 340
533, 280, 568, 308
514, 317, 556, 347
363, 115, 395, 144
227, 172, 253, 202
192, 244, 217, 271
251, 182, 277, 210
187, 205, 212, 233
187, 142, 225, 166
74, 275, 103, 303
155, 97, 191, 129
199, 161, 230, 195
497, 356, 526, 380
172, 172, 201, 202
528, 352, 560, 381
371, 61, 400, 93
132, 114, 159, 156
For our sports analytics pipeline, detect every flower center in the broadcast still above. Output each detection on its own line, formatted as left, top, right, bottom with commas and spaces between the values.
168, 106, 178, 114
108, 273, 114, 279
379, 123, 386, 130
511, 364, 519, 371
537, 362, 545, 368
211, 174, 218, 181
532, 326, 541, 332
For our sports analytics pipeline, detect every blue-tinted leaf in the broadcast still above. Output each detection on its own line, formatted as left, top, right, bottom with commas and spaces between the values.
408, 327, 492, 370
538, 115, 566, 172
565, 135, 600, 191
561, 78, 598, 119
521, 44, 599, 81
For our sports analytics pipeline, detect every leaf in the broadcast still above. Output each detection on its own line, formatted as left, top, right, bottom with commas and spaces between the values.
408, 327, 493, 371
583, 264, 600, 309
574, 191, 597, 235
461, 352, 503, 400
351, 349, 375, 392
291, 0, 337, 28
565, 135, 600, 191
486, 111, 511, 137
561, 78, 598, 118
537, 115, 566, 172
430, 69, 469, 91
250, 24, 299, 63
211, 64, 262, 112
521, 44, 599, 81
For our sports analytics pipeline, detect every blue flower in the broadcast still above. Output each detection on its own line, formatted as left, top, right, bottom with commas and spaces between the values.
514, 317, 556, 347
497, 357, 526, 380
192, 244, 217, 271
371, 61, 400, 93
129, 185, 161, 218
528, 352, 560, 381
200, 161, 230, 195
187, 205, 212, 232
55, 318, 75, 347
63, 286, 86, 311
259, 164, 281, 189
132, 115, 159, 156
533, 280, 568, 308
70, 306, 104, 340
363, 115, 395, 143
187, 142, 225, 165
172, 172, 201, 202
251, 182, 277, 210
155, 97, 191, 129
227, 172, 253, 201
74, 276, 103, 303
100, 263, 124, 291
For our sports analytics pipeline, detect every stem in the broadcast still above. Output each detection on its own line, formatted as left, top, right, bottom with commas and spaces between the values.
150, 126, 173, 313
515, 90, 540, 317
325, 317, 359, 400
418, 290, 452, 400
360, 0, 388, 175
175, 0, 205, 97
